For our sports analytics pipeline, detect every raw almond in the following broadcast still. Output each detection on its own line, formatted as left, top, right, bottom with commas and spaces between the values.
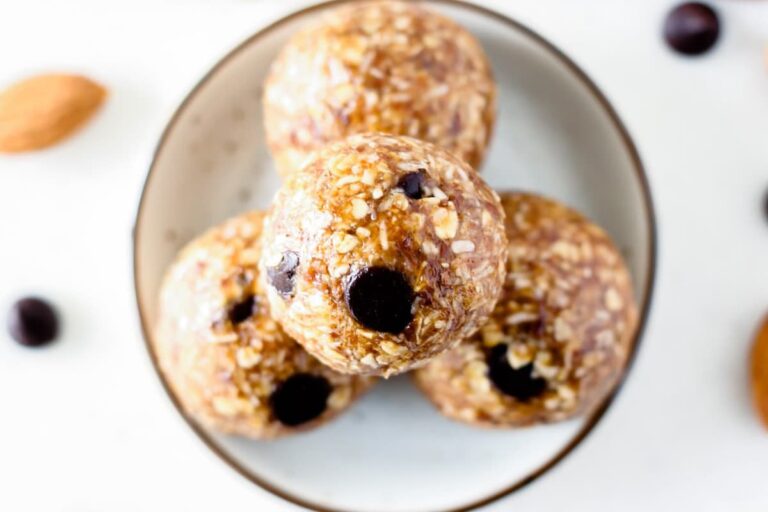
0, 73, 106, 153
751, 313, 768, 430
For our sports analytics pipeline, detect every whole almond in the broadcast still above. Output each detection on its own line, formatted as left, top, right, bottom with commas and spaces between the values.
0, 73, 106, 153
751, 313, 768, 430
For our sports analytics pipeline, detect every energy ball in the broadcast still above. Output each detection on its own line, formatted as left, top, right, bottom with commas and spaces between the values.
154, 211, 373, 439
260, 133, 507, 377
414, 192, 638, 426
263, 0, 496, 176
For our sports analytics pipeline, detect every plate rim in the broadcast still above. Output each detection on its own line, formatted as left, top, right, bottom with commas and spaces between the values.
132, 1, 658, 511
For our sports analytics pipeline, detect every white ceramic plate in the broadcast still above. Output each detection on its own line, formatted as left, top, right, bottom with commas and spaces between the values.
133, 1, 656, 511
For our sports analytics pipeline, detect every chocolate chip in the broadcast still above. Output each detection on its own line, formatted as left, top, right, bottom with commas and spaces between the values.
7, 297, 59, 347
397, 171, 427, 199
345, 266, 414, 334
664, 2, 719, 56
269, 373, 332, 426
486, 344, 546, 401
228, 295, 257, 325
267, 251, 299, 296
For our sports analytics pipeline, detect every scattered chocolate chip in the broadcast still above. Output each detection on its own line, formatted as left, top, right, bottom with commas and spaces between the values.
267, 251, 299, 296
664, 2, 719, 56
7, 297, 59, 347
345, 266, 414, 334
397, 171, 427, 199
486, 344, 546, 401
270, 373, 332, 426
228, 295, 257, 325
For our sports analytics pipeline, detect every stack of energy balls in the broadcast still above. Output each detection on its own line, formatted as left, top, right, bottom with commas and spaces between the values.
153, 1, 638, 439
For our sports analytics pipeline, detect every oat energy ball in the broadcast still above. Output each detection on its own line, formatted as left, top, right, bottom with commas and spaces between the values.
414, 192, 639, 426
260, 134, 507, 377
154, 211, 372, 439
263, 0, 496, 176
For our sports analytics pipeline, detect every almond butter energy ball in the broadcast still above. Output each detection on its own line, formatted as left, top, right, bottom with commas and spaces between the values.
260, 134, 507, 377
263, 0, 496, 176
154, 211, 373, 439
414, 192, 638, 427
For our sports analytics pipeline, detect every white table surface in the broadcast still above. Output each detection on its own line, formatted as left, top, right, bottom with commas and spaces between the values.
1, 0, 767, 510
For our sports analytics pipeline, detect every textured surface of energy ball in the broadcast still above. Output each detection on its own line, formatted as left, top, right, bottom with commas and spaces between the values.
263, 0, 496, 176
260, 134, 507, 377
154, 211, 373, 439
414, 192, 638, 427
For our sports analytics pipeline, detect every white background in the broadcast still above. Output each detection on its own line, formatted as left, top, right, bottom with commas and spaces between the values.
1, 0, 767, 510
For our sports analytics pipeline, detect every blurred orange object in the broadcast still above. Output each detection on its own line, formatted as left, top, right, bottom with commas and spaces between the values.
0, 73, 106, 153
751, 313, 768, 430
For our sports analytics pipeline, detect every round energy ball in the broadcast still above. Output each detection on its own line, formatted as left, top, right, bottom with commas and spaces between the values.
154, 211, 373, 439
414, 192, 638, 426
260, 133, 507, 377
263, 0, 496, 176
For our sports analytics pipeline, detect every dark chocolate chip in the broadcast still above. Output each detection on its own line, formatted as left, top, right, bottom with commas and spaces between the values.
267, 251, 299, 296
486, 344, 546, 401
7, 297, 59, 347
345, 266, 414, 334
269, 373, 332, 426
397, 171, 427, 199
664, 2, 719, 56
228, 295, 257, 325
